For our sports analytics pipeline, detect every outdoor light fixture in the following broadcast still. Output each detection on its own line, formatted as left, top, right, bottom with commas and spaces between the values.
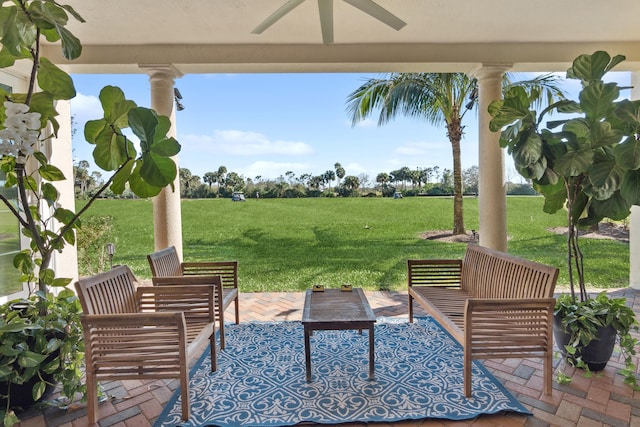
105, 243, 115, 269
174, 87, 185, 111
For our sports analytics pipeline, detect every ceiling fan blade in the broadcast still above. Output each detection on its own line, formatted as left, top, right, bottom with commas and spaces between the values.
343, 0, 406, 30
318, 0, 334, 44
252, 0, 307, 34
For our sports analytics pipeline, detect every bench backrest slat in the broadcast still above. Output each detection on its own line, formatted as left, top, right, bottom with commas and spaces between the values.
461, 245, 558, 298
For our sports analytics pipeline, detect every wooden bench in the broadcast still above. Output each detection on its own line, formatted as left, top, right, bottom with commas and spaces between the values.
408, 244, 559, 397
147, 246, 239, 349
75, 265, 219, 424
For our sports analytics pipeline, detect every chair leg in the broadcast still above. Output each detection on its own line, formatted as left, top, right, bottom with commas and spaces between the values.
544, 351, 553, 395
86, 373, 98, 424
408, 294, 414, 323
219, 308, 226, 350
210, 330, 218, 372
180, 372, 190, 421
463, 347, 472, 398
235, 296, 240, 324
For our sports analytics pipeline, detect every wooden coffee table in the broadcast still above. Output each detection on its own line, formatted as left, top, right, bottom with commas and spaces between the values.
301, 288, 376, 382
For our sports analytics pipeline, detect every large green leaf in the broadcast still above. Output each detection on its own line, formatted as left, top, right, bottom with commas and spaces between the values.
512, 133, 542, 168
37, 57, 75, 100
621, 169, 640, 205
38, 164, 66, 181
588, 120, 623, 148
28, 91, 59, 134
17, 351, 48, 368
0, 6, 22, 56
614, 136, 640, 170
488, 86, 531, 132
92, 128, 135, 171
591, 191, 630, 220
109, 159, 134, 194
151, 137, 181, 157
534, 180, 566, 214
579, 82, 618, 122
83, 119, 107, 144
55, 24, 82, 60
99, 86, 136, 127
567, 51, 625, 82
614, 99, 640, 126
129, 161, 162, 198
587, 158, 623, 200
128, 107, 158, 152
139, 153, 177, 187
555, 148, 593, 177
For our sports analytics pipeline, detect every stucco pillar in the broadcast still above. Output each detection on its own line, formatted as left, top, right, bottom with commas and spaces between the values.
140, 65, 184, 259
630, 72, 640, 289
473, 65, 511, 252
48, 99, 78, 282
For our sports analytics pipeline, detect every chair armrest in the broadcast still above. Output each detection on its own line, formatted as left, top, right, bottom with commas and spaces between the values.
137, 285, 218, 322
81, 311, 186, 328
464, 298, 555, 354
80, 312, 188, 366
465, 297, 556, 313
181, 262, 238, 289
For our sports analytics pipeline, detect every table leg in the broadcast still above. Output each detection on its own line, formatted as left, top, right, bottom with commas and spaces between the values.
368, 325, 375, 380
304, 326, 312, 382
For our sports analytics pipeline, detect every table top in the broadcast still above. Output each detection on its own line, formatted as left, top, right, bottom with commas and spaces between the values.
302, 288, 376, 324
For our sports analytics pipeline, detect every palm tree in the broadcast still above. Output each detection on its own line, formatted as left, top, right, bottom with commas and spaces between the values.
346, 72, 564, 235
203, 172, 217, 191
217, 165, 227, 195
334, 162, 345, 186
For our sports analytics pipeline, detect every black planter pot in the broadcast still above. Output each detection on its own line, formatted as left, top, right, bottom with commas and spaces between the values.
0, 372, 57, 410
553, 315, 617, 371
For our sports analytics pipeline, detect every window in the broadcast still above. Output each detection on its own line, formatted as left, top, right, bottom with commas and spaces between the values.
0, 171, 22, 297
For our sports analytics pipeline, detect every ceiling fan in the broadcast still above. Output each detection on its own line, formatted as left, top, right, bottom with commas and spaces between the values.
252, 0, 406, 44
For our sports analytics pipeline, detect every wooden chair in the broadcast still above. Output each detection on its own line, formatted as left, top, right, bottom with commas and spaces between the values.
147, 246, 239, 349
75, 265, 218, 424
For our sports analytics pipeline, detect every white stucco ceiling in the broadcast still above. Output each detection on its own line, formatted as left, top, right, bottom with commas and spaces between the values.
42, 0, 640, 75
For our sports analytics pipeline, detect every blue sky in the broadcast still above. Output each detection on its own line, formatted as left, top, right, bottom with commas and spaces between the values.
69, 71, 631, 184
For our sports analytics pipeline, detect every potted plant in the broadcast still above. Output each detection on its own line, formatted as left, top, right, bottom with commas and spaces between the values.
488, 51, 639, 389
0, 1, 181, 425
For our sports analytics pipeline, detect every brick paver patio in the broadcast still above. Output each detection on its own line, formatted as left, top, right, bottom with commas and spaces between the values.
14, 288, 640, 427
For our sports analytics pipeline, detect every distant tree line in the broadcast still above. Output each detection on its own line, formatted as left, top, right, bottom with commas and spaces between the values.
74, 160, 536, 200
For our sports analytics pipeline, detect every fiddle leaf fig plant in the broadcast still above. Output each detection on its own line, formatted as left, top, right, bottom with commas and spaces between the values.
489, 51, 639, 389
0, 1, 181, 425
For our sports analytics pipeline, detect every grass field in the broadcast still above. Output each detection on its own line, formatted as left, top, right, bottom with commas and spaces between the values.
78, 196, 630, 292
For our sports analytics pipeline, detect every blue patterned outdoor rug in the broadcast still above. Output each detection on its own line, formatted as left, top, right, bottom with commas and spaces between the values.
154, 317, 530, 427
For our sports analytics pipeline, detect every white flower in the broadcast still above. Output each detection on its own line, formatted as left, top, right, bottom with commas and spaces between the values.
4, 101, 29, 116
1, 102, 43, 160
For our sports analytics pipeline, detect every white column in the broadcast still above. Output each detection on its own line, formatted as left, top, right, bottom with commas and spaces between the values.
473, 65, 511, 252
140, 65, 184, 259
630, 72, 640, 289
48, 99, 78, 282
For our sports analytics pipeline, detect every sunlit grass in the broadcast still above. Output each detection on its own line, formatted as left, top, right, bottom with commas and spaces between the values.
78, 196, 630, 292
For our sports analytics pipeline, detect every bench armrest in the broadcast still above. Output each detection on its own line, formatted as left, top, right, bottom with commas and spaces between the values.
408, 259, 462, 288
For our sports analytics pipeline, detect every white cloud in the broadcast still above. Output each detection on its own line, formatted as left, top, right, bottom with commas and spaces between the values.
70, 92, 102, 126
181, 130, 313, 156
394, 141, 449, 156
242, 161, 312, 180
347, 117, 377, 128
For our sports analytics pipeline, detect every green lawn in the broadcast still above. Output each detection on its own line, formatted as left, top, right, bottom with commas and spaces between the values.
78, 196, 630, 292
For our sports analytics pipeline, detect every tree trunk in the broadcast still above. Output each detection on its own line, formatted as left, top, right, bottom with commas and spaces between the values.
447, 116, 465, 235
